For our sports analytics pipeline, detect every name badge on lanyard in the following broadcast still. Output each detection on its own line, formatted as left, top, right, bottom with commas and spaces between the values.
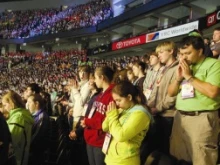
181, 80, 195, 99
88, 105, 96, 119
102, 133, 112, 154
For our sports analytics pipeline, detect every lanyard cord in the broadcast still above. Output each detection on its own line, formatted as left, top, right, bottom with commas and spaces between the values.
192, 57, 206, 77
156, 60, 176, 85
147, 67, 162, 89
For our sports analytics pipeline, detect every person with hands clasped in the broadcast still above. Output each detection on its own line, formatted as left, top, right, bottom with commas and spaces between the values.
102, 81, 151, 165
168, 36, 220, 165
147, 41, 178, 155
63, 65, 91, 130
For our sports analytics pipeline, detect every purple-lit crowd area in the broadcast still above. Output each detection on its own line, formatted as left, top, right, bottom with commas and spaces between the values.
0, 0, 112, 39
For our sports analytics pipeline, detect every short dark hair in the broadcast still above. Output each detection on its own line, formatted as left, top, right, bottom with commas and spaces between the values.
179, 36, 205, 52
27, 83, 41, 94
133, 61, 146, 72
214, 27, 220, 31
149, 51, 158, 57
142, 53, 150, 61
29, 94, 45, 109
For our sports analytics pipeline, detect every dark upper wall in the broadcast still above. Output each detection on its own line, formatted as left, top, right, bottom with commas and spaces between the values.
97, 0, 178, 31
0, 0, 90, 12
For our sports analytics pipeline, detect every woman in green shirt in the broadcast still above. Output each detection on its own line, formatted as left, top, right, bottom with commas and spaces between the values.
2, 91, 34, 165
102, 81, 151, 165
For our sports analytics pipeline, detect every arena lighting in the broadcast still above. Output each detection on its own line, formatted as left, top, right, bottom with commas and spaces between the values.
112, 0, 122, 5
55, 38, 59, 42
22, 43, 27, 46
63, 5, 68, 9
7, 9, 12, 12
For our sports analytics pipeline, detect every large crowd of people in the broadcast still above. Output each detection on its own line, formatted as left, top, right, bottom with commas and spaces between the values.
0, 0, 112, 39
0, 27, 220, 165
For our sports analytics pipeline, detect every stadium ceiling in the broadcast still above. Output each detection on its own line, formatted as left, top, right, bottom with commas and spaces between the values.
0, 0, 28, 2
0, 0, 91, 11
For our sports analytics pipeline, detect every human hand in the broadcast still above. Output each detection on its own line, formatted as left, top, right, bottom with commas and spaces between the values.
151, 107, 158, 115
80, 119, 86, 128
107, 101, 117, 113
179, 59, 192, 80
69, 131, 77, 140
72, 79, 78, 89
176, 64, 184, 82
61, 100, 69, 106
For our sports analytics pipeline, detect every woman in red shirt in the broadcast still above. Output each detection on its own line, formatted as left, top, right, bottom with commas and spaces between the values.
81, 66, 115, 165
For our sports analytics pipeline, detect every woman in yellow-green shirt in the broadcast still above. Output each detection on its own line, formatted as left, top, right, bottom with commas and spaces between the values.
102, 81, 152, 165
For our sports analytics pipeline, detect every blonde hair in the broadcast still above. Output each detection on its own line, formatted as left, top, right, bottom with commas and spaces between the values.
78, 65, 91, 74
155, 41, 177, 57
2, 90, 25, 109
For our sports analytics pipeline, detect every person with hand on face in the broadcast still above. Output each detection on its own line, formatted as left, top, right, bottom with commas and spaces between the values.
62, 65, 91, 130
102, 81, 152, 165
69, 72, 101, 141
168, 36, 220, 165
81, 66, 115, 165
68, 73, 101, 165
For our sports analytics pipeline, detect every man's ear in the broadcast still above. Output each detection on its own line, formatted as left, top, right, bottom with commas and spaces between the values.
199, 48, 203, 56
100, 75, 104, 81
128, 94, 132, 101
36, 101, 40, 108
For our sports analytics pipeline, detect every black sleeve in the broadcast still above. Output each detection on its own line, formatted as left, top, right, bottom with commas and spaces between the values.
0, 113, 10, 165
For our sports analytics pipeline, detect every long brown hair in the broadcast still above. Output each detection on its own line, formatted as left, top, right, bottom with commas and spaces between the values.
2, 90, 25, 109
95, 66, 115, 83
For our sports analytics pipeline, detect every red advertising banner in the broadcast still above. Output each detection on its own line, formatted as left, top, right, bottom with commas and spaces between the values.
112, 35, 146, 51
206, 10, 220, 27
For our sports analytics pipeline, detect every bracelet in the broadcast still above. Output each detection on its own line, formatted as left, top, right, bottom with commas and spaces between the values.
186, 76, 194, 82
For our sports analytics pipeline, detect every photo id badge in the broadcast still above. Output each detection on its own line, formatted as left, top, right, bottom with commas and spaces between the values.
102, 133, 112, 154
88, 106, 96, 119
144, 88, 152, 100
181, 80, 194, 99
